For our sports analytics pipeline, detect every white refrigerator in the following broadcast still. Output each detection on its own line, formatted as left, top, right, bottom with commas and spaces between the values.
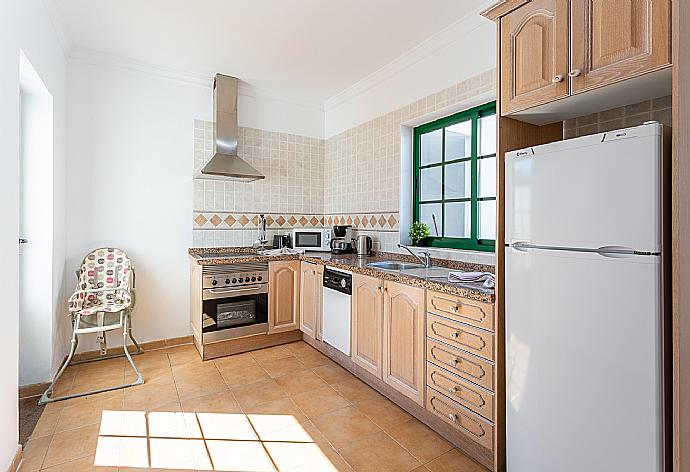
505, 123, 667, 472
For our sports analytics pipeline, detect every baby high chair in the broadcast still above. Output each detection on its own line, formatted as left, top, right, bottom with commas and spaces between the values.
39, 247, 144, 404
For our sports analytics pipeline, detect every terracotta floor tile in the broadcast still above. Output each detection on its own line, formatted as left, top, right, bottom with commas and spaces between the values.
204, 439, 274, 471
410, 467, 432, 472
312, 364, 353, 384
40, 453, 117, 471
132, 350, 171, 370
265, 440, 349, 472
289, 443, 354, 472
291, 386, 352, 418
261, 356, 309, 378
20, 435, 52, 472
164, 344, 201, 367
123, 383, 179, 411
424, 449, 489, 472
127, 364, 174, 386
42, 424, 100, 469
295, 350, 333, 368
275, 370, 329, 395
213, 351, 257, 371
54, 394, 123, 433
172, 369, 228, 401
355, 395, 412, 429
382, 418, 453, 463
218, 364, 271, 387
251, 345, 292, 362
231, 378, 289, 409
331, 378, 382, 404
337, 431, 422, 472
311, 406, 382, 449
179, 389, 242, 414
283, 341, 315, 355
30, 409, 60, 439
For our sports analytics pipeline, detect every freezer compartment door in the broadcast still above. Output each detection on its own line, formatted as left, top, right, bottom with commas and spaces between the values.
506, 124, 662, 252
505, 247, 663, 472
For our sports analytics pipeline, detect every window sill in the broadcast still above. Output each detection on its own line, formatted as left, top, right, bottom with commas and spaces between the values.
404, 245, 495, 267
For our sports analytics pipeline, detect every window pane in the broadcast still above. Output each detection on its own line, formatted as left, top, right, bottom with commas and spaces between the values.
479, 200, 496, 240
445, 161, 471, 200
445, 201, 471, 239
420, 129, 442, 166
479, 156, 496, 198
445, 120, 472, 160
420, 167, 442, 201
479, 114, 496, 156
419, 203, 442, 237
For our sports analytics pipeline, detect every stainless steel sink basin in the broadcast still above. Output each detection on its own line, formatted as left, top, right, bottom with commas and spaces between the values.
367, 261, 424, 271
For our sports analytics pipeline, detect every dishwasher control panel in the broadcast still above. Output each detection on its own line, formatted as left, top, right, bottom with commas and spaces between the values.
323, 268, 352, 295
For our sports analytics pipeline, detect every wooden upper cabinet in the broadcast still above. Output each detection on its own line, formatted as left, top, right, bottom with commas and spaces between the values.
570, 0, 671, 94
500, 0, 569, 114
382, 281, 426, 405
352, 274, 384, 378
268, 260, 301, 333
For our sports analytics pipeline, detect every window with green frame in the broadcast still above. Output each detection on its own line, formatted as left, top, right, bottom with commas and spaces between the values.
413, 102, 496, 252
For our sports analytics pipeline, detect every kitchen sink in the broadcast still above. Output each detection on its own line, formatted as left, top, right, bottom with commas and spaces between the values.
367, 261, 424, 271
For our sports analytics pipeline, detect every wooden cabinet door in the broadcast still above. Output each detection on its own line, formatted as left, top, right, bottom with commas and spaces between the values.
315, 264, 324, 341
352, 274, 384, 378
382, 281, 426, 405
299, 262, 317, 339
500, 0, 569, 114
268, 260, 301, 333
571, 0, 671, 93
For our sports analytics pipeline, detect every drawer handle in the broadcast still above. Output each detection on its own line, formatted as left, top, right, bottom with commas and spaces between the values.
552, 74, 564, 83
448, 413, 458, 423
450, 358, 459, 367
568, 69, 582, 78
450, 305, 459, 314
449, 331, 459, 339
448, 386, 458, 394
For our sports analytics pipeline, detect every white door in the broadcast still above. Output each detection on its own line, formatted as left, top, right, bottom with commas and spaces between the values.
505, 123, 662, 251
505, 247, 663, 472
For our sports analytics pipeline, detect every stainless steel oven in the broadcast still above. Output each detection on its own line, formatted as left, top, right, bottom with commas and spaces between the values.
201, 263, 269, 343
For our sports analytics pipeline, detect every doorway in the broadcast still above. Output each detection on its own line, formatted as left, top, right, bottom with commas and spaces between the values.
18, 50, 54, 444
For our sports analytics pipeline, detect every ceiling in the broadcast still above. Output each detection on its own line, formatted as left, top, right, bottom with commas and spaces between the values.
54, 0, 489, 104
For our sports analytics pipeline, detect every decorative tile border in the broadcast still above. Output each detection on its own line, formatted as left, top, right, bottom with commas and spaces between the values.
325, 212, 399, 231
193, 212, 325, 230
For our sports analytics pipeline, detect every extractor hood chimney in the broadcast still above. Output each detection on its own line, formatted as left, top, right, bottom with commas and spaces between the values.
197, 74, 265, 182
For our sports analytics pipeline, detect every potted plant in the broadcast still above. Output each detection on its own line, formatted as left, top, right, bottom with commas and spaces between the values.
408, 221, 430, 246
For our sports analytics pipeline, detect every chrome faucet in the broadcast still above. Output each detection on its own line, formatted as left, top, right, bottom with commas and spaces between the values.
398, 244, 432, 268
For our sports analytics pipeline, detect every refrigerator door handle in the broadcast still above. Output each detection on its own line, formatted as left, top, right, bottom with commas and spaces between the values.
510, 242, 656, 257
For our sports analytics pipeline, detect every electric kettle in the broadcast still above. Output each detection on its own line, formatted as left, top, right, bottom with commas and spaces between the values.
353, 235, 373, 258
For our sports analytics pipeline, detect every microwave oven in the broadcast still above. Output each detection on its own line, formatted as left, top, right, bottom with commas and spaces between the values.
292, 228, 332, 251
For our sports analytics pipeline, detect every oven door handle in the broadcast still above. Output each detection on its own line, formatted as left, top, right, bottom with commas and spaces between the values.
203, 284, 268, 300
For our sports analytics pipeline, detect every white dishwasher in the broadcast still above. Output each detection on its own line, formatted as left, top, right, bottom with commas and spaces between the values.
322, 267, 352, 355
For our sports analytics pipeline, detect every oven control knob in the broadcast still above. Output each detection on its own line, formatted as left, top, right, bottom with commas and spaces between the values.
211, 280, 218, 286
251, 276, 256, 282
238, 277, 244, 283
340, 279, 347, 288
257, 276, 263, 281
225, 279, 231, 285
232, 278, 237, 284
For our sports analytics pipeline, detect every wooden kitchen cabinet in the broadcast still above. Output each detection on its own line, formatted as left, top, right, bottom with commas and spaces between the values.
299, 261, 323, 340
500, 0, 570, 114
571, 0, 671, 94
352, 274, 384, 378
268, 260, 301, 333
383, 280, 426, 405
496, 0, 671, 118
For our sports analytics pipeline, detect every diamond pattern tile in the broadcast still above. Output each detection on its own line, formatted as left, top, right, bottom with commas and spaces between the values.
309, 217, 319, 226
276, 216, 286, 226
378, 216, 386, 227
194, 214, 208, 226
224, 215, 237, 226
288, 216, 298, 226
388, 215, 397, 227
299, 216, 308, 226
239, 215, 250, 226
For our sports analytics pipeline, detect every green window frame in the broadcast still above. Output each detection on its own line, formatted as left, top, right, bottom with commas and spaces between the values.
413, 101, 496, 252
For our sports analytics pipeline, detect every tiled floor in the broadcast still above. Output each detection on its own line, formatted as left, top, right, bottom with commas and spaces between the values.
21, 342, 488, 471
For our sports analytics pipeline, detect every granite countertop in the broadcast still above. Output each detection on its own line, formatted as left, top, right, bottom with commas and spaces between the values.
189, 248, 495, 303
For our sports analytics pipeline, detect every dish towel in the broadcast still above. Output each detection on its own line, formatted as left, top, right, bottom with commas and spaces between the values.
448, 271, 496, 288
260, 247, 306, 256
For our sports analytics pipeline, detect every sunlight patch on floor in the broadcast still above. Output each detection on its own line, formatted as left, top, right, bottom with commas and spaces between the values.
94, 410, 339, 471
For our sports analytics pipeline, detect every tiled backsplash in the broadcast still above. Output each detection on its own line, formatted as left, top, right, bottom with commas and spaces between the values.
564, 95, 672, 138
193, 70, 498, 265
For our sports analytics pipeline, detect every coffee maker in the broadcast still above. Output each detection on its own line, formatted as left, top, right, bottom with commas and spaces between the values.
330, 225, 353, 254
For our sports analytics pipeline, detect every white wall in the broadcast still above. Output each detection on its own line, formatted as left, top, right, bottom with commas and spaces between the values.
324, 14, 496, 138
0, 0, 67, 468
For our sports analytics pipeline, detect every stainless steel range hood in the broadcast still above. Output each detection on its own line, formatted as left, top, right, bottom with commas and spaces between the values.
197, 74, 265, 182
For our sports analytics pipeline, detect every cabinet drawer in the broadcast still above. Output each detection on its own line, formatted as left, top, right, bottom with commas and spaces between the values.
426, 339, 494, 391
426, 291, 494, 331
427, 363, 494, 421
426, 387, 494, 451
427, 314, 494, 361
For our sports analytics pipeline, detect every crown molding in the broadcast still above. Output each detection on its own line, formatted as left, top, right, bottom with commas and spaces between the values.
324, 0, 495, 112
42, 0, 72, 57
69, 48, 324, 110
